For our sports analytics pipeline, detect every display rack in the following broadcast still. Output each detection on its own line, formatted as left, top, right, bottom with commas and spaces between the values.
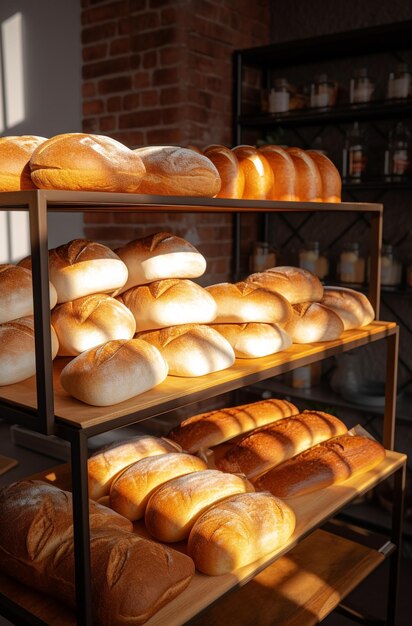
0, 190, 406, 626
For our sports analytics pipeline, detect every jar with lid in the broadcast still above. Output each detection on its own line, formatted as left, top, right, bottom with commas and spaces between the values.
310, 74, 336, 108
268, 78, 290, 113
349, 68, 375, 104
298, 241, 329, 280
380, 245, 402, 287
387, 63, 411, 100
384, 122, 410, 179
249, 242, 276, 273
342, 122, 367, 181
338, 242, 365, 285
289, 362, 322, 389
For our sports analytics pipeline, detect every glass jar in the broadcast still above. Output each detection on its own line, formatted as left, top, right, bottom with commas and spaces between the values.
310, 74, 336, 108
380, 245, 402, 287
338, 242, 365, 285
387, 63, 411, 100
384, 122, 410, 179
298, 241, 329, 280
249, 242, 276, 273
342, 122, 367, 181
407, 265, 412, 288
268, 78, 290, 113
349, 68, 375, 104
290, 362, 322, 389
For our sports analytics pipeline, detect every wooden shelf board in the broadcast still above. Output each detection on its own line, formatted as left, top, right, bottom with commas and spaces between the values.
0, 322, 396, 433
0, 450, 405, 626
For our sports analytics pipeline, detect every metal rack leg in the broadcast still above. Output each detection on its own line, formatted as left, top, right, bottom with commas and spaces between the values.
386, 463, 406, 626
383, 328, 399, 451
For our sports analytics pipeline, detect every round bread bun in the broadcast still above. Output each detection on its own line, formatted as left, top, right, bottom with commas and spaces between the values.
0, 136, 47, 191
145, 469, 253, 543
321, 286, 374, 330
0, 316, 58, 386
29, 133, 146, 192
60, 338, 168, 406
258, 145, 297, 201
187, 492, 296, 575
114, 231, 206, 293
306, 150, 341, 202
118, 279, 217, 332
134, 146, 221, 197
51, 294, 136, 356
0, 264, 57, 324
206, 281, 292, 324
137, 324, 235, 377
109, 452, 207, 521
286, 147, 322, 202
232, 145, 274, 199
209, 322, 292, 358
246, 266, 323, 304
203, 145, 245, 199
284, 302, 344, 343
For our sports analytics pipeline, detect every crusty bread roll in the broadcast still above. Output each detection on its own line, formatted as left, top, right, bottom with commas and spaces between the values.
118, 279, 217, 332
0, 264, 57, 324
286, 147, 322, 202
209, 322, 292, 358
167, 398, 299, 452
110, 452, 207, 520
137, 324, 235, 377
51, 294, 136, 356
29, 132, 146, 192
255, 434, 386, 498
258, 145, 297, 201
187, 492, 296, 575
60, 338, 168, 408
246, 266, 324, 304
134, 145, 221, 197
217, 410, 348, 479
321, 286, 374, 330
306, 150, 342, 202
145, 469, 254, 542
0, 135, 47, 191
88, 435, 181, 501
283, 301, 344, 343
205, 281, 292, 324
0, 316, 58, 386
203, 145, 245, 198
114, 231, 206, 293
232, 145, 274, 199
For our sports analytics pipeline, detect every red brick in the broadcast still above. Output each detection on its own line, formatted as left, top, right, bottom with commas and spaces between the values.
130, 0, 148, 12
110, 130, 145, 147
149, 0, 173, 8
82, 82, 96, 97
83, 99, 105, 115
160, 45, 184, 66
193, 15, 235, 46
82, 22, 116, 44
82, 42, 108, 62
196, 0, 221, 21
83, 212, 115, 224
107, 96, 122, 112
130, 11, 159, 32
160, 6, 180, 26
143, 50, 158, 69
110, 37, 130, 56
141, 89, 159, 107
82, 1, 129, 25
153, 66, 181, 86
118, 18, 132, 35
119, 110, 158, 129
98, 75, 132, 94
131, 53, 142, 69
83, 57, 130, 79
133, 71, 151, 88
160, 86, 186, 105
131, 28, 178, 52
123, 93, 141, 110
85, 226, 135, 241
113, 212, 169, 225
82, 117, 99, 133
147, 128, 183, 144
99, 115, 117, 131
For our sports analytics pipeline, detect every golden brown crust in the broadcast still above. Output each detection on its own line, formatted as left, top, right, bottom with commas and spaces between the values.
232, 145, 274, 199
246, 266, 324, 305
0, 135, 47, 191
284, 301, 344, 343
259, 145, 297, 201
0, 264, 57, 324
286, 147, 322, 202
209, 322, 292, 358
203, 145, 245, 198
306, 150, 342, 202
321, 286, 375, 330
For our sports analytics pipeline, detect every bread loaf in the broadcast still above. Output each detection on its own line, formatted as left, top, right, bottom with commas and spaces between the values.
29, 133, 146, 192
88, 435, 181, 501
60, 338, 168, 407
110, 452, 207, 520
137, 324, 235, 377
232, 145, 274, 199
167, 398, 299, 452
217, 410, 348, 479
286, 147, 322, 202
258, 145, 297, 201
209, 322, 292, 358
145, 469, 253, 542
51, 293, 136, 356
0, 264, 57, 324
118, 279, 217, 332
306, 150, 341, 202
254, 434, 386, 498
114, 231, 206, 293
246, 266, 324, 304
0, 135, 47, 191
187, 492, 296, 575
0, 316, 58, 386
205, 281, 292, 324
283, 301, 344, 343
320, 286, 374, 330
203, 145, 245, 198
134, 145, 221, 197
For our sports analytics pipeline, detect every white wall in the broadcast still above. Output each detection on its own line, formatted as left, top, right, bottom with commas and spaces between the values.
0, 0, 84, 263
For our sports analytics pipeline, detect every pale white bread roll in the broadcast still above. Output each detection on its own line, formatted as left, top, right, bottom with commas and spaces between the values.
205, 281, 292, 324
306, 150, 342, 202
114, 231, 207, 293
88, 435, 181, 501
137, 323, 235, 377
29, 132, 146, 192
283, 301, 344, 343
0, 135, 47, 191
258, 145, 297, 201
60, 338, 168, 408
167, 398, 299, 452
145, 469, 254, 542
246, 266, 324, 304
0, 316, 58, 386
110, 452, 207, 520
217, 410, 348, 479
0, 264, 57, 324
209, 322, 292, 358
254, 434, 386, 498
187, 492, 296, 575
51, 293, 136, 356
321, 286, 374, 330
118, 279, 217, 332
286, 147, 322, 202
232, 145, 274, 199
203, 144, 245, 199
134, 145, 221, 197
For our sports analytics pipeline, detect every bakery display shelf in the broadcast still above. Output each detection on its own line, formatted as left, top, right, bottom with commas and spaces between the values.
0, 451, 405, 626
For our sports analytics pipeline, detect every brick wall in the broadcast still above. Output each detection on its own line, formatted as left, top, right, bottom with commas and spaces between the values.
81, 0, 270, 285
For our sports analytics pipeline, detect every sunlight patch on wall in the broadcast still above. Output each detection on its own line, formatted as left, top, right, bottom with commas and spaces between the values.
2, 12, 25, 128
